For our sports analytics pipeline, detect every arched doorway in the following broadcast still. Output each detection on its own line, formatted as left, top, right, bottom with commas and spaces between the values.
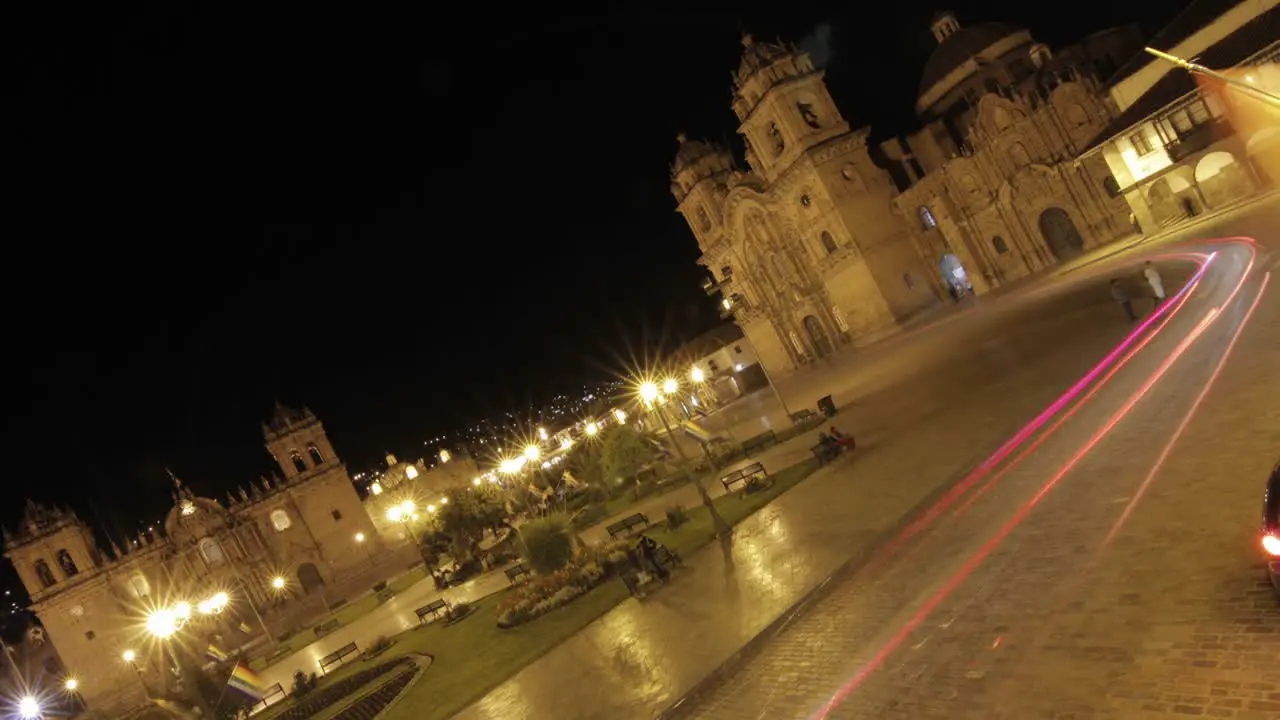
939, 253, 972, 298
802, 315, 832, 358
1037, 207, 1084, 260
297, 562, 325, 594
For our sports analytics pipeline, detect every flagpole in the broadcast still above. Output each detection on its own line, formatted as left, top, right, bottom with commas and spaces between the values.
1144, 47, 1280, 109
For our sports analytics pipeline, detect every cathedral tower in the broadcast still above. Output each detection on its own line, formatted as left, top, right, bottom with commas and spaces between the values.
263, 402, 339, 479
670, 134, 735, 254
732, 34, 851, 181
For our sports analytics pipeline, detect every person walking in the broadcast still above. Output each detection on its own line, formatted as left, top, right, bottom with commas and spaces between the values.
1143, 261, 1166, 301
1111, 279, 1136, 322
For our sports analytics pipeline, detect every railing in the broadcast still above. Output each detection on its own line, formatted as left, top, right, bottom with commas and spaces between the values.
1166, 117, 1231, 163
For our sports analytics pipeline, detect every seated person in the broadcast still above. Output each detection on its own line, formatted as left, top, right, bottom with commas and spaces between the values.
829, 426, 856, 449
817, 432, 836, 447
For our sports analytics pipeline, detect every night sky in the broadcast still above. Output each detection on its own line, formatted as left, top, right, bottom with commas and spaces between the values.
6, 1, 1185, 553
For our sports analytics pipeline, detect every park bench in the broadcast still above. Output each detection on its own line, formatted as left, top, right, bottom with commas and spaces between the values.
318, 641, 359, 675
651, 544, 682, 570
504, 562, 532, 584
741, 429, 778, 457
254, 682, 285, 710
791, 408, 819, 423
606, 512, 651, 539
720, 462, 770, 493
313, 618, 341, 639
811, 441, 842, 465
414, 598, 450, 624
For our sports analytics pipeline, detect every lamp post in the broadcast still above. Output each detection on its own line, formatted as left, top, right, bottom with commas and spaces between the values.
145, 601, 215, 718
640, 380, 728, 536
388, 499, 442, 588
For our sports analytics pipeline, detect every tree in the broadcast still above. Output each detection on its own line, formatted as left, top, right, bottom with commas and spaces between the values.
436, 487, 507, 563
601, 425, 659, 492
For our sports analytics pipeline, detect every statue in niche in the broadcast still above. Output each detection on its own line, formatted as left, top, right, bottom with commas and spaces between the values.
768, 122, 785, 155
697, 207, 712, 232
797, 101, 821, 129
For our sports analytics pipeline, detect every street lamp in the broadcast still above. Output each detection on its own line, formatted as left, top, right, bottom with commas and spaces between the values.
639, 378, 728, 535
524, 445, 540, 461
613, 409, 627, 424
690, 366, 705, 383
18, 695, 39, 719
355, 532, 366, 543
584, 422, 599, 436
63, 678, 78, 692
271, 576, 286, 590
121, 649, 136, 663
145, 603, 213, 717
662, 378, 679, 395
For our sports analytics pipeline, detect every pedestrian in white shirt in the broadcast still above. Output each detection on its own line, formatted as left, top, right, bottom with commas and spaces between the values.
1143, 261, 1165, 301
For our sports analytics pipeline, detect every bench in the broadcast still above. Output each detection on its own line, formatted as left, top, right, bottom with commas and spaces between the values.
318, 641, 359, 675
741, 430, 778, 457
504, 563, 532, 584
313, 618, 341, 639
720, 462, 770, 493
414, 598, 450, 624
651, 545, 682, 570
790, 409, 818, 423
606, 512, 651, 539
376, 588, 396, 605
255, 682, 285, 710
811, 442, 842, 465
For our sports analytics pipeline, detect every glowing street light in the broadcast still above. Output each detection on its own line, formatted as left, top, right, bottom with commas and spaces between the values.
405, 465, 419, 480
18, 696, 39, 719
538, 427, 548, 441
691, 366, 705, 383
439, 449, 451, 464
639, 382, 659, 404
613, 409, 627, 424
560, 437, 573, 451
584, 422, 599, 436
662, 378, 678, 395
64, 677, 79, 691
271, 576, 286, 590
426, 504, 436, 513
386, 505, 404, 522
472, 477, 482, 486
370, 482, 383, 496
122, 649, 137, 663
440, 496, 449, 505
524, 445, 540, 461
145, 608, 180, 639
355, 532, 366, 543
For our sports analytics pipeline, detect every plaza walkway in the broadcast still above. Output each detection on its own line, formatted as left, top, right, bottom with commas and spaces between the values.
450, 205, 1280, 719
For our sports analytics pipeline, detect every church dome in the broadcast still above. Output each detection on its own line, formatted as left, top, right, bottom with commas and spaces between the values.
918, 18, 1023, 101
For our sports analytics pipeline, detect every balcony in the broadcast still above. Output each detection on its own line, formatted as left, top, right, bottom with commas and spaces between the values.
702, 275, 734, 296
1165, 117, 1231, 164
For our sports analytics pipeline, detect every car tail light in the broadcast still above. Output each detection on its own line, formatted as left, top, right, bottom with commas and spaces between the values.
1263, 533, 1280, 557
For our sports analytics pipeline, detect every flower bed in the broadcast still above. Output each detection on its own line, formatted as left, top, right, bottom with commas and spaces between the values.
496, 541, 632, 628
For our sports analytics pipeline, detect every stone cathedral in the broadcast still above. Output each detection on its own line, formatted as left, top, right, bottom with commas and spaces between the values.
675, 12, 1141, 375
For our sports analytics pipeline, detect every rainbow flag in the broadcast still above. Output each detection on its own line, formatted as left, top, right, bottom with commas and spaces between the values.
227, 661, 264, 700
682, 420, 712, 443
205, 643, 229, 663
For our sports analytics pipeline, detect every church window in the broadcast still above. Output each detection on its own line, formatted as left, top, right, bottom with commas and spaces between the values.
56, 550, 78, 578
832, 306, 850, 332
307, 445, 325, 466
768, 122, 785, 155
820, 232, 838, 254
797, 101, 821, 129
331, 509, 343, 522
697, 207, 712, 232
1102, 176, 1121, 198
918, 206, 937, 230
35, 561, 56, 588
131, 575, 151, 598
1009, 143, 1031, 168
290, 451, 308, 474
270, 509, 292, 532
992, 236, 1009, 254
199, 538, 225, 567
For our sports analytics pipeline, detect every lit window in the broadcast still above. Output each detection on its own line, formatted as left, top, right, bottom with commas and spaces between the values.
1129, 131, 1154, 156
919, 206, 937, 230
270, 509, 292, 532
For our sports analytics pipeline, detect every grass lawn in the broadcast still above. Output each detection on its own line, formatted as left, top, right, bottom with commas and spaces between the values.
250, 568, 427, 671
258, 456, 823, 720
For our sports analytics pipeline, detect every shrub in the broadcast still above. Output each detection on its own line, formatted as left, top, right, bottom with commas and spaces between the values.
519, 515, 574, 574
665, 505, 688, 528
496, 561, 607, 628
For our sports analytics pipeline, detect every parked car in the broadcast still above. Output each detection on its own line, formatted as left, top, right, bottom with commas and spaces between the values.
1260, 460, 1280, 595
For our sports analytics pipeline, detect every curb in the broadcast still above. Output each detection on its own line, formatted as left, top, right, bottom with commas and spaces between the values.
655, 427, 1020, 720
